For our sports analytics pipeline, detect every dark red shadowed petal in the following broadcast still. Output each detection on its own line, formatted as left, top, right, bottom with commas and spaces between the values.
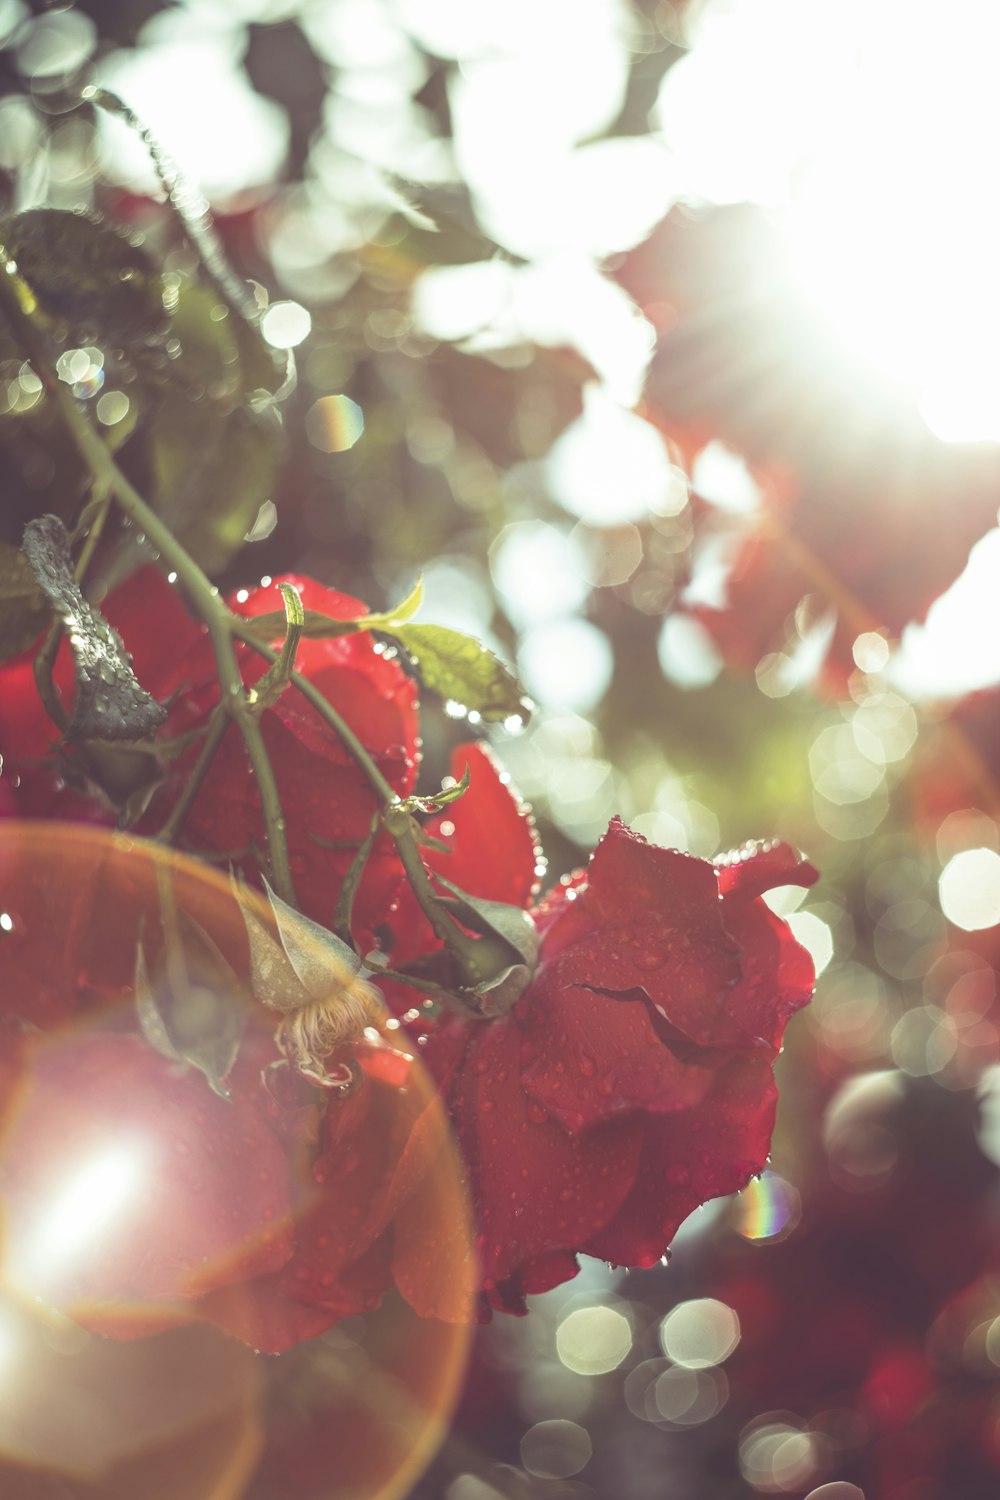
390, 1089, 476, 1323
147, 574, 420, 927
584, 1052, 778, 1267
544, 820, 746, 1048
485, 1249, 582, 1316
443, 1011, 644, 1293
722, 897, 816, 1049
195, 1271, 343, 1353
378, 742, 541, 969
233, 576, 419, 789
280, 1044, 470, 1326
519, 978, 714, 1134
426, 743, 541, 909
100, 566, 206, 702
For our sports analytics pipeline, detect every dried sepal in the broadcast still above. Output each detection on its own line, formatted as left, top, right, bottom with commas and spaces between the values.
233, 875, 385, 1085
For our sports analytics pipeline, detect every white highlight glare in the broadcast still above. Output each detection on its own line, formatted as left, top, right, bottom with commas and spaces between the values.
659, 1298, 740, 1369
692, 442, 761, 514
98, 39, 289, 198
547, 386, 676, 524
786, 911, 834, 978
261, 300, 311, 349
658, 0, 1000, 441
892, 531, 1000, 700
939, 848, 1000, 931
658, 614, 723, 690
490, 522, 588, 627
15, 1142, 148, 1294
517, 617, 613, 714
555, 1304, 633, 1375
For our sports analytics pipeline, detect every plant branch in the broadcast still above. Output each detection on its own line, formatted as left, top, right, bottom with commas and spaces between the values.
154, 704, 229, 845
0, 260, 296, 904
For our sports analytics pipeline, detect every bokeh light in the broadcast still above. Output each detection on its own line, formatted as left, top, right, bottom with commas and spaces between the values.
659, 1298, 740, 1369
555, 1305, 633, 1376
938, 847, 1000, 931
306, 394, 365, 453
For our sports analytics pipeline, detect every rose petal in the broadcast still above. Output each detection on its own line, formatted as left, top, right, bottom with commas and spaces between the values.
547, 820, 747, 1048
584, 1053, 778, 1266
722, 897, 816, 1049
440, 1013, 644, 1292
520, 979, 714, 1133
715, 840, 819, 903
427, 744, 541, 909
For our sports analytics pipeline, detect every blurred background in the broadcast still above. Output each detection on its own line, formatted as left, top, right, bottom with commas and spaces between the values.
3, 0, 1000, 1496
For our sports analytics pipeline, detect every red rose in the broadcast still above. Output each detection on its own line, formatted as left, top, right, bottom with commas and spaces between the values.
0, 566, 420, 932
148, 572, 419, 933
381, 751, 817, 1313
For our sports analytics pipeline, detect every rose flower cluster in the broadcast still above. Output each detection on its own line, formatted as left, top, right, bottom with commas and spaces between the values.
0, 568, 817, 1348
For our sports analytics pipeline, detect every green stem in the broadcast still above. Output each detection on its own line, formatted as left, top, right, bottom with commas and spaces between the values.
235, 624, 494, 987
234, 619, 398, 803
154, 704, 229, 844
0, 261, 296, 906
382, 802, 486, 970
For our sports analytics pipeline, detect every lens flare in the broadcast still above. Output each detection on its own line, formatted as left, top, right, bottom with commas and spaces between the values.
0, 822, 472, 1500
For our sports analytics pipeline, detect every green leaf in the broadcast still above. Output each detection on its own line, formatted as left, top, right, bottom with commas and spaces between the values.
1, 208, 166, 346
364, 575, 424, 629
243, 577, 424, 645
398, 763, 471, 816
434, 874, 540, 969
387, 624, 530, 723
0, 540, 48, 663
248, 582, 304, 713
22, 514, 166, 741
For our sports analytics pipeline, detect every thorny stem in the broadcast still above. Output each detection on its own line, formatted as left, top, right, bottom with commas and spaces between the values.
0, 260, 523, 985
0, 259, 296, 906
235, 626, 509, 991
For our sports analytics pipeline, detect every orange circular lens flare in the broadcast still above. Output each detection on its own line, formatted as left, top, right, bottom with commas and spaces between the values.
0, 821, 474, 1500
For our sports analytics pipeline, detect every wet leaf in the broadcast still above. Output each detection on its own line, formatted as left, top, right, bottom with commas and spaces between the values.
387, 623, 529, 723
1, 208, 166, 346
21, 514, 166, 741
435, 873, 540, 968
244, 576, 424, 644
399, 763, 471, 816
